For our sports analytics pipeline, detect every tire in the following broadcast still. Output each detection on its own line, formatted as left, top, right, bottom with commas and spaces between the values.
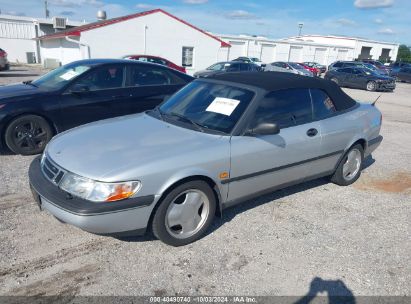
152, 180, 216, 246
366, 81, 377, 91
4, 115, 53, 155
331, 144, 364, 186
330, 77, 339, 85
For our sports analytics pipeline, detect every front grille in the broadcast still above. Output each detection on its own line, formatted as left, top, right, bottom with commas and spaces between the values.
41, 155, 65, 185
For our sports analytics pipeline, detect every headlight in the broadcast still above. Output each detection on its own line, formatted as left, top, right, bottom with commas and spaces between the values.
59, 172, 141, 202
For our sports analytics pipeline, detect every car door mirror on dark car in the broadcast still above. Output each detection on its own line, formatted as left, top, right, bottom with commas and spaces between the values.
70, 84, 90, 94
246, 123, 280, 136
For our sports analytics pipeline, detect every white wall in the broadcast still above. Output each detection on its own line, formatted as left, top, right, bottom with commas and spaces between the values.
40, 38, 82, 65
76, 12, 226, 74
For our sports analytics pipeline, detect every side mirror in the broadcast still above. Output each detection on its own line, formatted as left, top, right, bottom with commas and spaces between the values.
70, 84, 89, 94
246, 123, 280, 136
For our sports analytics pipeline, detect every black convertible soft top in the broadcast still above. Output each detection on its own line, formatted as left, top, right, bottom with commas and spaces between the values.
209, 71, 357, 111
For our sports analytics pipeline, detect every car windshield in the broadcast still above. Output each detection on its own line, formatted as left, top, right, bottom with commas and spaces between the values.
363, 63, 377, 70
362, 68, 379, 76
32, 63, 91, 90
251, 58, 261, 62
158, 81, 254, 134
207, 63, 229, 71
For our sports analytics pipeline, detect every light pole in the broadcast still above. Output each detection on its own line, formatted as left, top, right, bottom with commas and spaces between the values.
298, 22, 304, 36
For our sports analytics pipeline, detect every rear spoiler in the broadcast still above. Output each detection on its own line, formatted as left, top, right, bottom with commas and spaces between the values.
372, 94, 382, 106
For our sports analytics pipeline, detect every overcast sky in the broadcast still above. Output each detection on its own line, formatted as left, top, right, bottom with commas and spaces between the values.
0, 0, 409, 44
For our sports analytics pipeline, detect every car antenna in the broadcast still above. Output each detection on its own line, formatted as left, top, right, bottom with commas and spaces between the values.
372, 94, 382, 106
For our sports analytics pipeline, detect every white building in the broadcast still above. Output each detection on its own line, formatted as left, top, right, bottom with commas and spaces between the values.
38, 9, 230, 75
215, 34, 399, 68
0, 14, 84, 64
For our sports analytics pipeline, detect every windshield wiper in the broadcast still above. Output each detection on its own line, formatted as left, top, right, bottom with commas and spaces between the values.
165, 112, 205, 133
152, 106, 165, 121
22, 80, 38, 87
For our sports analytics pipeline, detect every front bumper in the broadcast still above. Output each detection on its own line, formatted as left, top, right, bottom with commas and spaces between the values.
29, 156, 158, 235
377, 81, 396, 91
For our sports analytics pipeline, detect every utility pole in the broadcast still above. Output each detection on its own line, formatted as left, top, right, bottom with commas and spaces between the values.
45, 1, 50, 18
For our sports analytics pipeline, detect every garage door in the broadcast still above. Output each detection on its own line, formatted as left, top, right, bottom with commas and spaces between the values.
288, 46, 303, 62
337, 49, 348, 61
314, 48, 326, 64
228, 41, 246, 60
260, 44, 276, 63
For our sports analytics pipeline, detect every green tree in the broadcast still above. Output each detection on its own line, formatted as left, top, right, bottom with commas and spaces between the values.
396, 44, 411, 62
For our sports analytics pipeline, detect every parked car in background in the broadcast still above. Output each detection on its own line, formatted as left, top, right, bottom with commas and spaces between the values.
268, 62, 313, 77
328, 61, 365, 71
304, 62, 326, 74
29, 72, 383, 246
360, 59, 391, 75
233, 56, 264, 67
0, 59, 193, 155
0, 48, 9, 71
123, 55, 186, 73
264, 63, 294, 74
193, 61, 260, 78
395, 67, 411, 83
390, 62, 411, 76
325, 67, 395, 91
297, 63, 319, 76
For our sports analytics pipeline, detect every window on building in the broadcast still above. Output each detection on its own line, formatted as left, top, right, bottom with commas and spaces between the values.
252, 89, 313, 129
182, 47, 194, 67
310, 89, 337, 120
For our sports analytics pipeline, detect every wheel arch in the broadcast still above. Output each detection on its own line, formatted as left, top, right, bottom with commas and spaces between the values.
147, 174, 223, 233
1, 112, 58, 151
334, 138, 366, 172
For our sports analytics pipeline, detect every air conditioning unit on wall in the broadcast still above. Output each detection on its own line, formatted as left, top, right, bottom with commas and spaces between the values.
53, 17, 67, 29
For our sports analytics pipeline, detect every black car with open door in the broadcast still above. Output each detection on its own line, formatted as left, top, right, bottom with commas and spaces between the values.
0, 59, 193, 155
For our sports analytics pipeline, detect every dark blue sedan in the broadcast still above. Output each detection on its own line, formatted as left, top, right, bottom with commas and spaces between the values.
0, 59, 193, 155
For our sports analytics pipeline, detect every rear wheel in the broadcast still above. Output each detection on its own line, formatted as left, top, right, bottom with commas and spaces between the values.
331, 144, 364, 186
366, 81, 377, 91
152, 180, 216, 246
5, 115, 53, 155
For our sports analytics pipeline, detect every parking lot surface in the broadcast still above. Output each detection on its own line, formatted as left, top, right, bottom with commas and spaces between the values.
0, 65, 410, 299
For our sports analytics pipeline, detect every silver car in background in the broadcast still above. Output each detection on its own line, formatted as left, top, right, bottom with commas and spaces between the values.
29, 72, 382, 246
265, 61, 313, 76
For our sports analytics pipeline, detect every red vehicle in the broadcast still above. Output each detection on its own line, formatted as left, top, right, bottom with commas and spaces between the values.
297, 63, 318, 76
0, 48, 9, 71
124, 55, 186, 73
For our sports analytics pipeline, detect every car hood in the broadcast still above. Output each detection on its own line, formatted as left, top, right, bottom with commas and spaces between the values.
0, 83, 44, 100
46, 113, 227, 181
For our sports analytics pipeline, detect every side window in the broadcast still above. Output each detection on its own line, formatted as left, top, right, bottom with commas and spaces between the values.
310, 89, 337, 120
182, 47, 194, 67
353, 69, 363, 74
333, 62, 343, 68
127, 65, 185, 86
227, 63, 240, 72
339, 68, 353, 73
252, 89, 313, 129
73, 65, 124, 91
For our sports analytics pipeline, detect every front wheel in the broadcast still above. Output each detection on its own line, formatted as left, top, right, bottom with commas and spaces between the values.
152, 180, 216, 246
4, 115, 53, 155
366, 81, 377, 91
331, 144, 364, 186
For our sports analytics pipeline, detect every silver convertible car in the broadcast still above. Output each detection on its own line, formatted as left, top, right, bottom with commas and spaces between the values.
29, 72, 383, 246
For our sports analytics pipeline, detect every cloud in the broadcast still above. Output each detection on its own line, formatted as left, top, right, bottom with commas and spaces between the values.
183, 0, 208, 4
336, 18, 357, 26
374, 18, 383, 24
48, 0, 103, 8
377, 28, 396, 34
60, 10, 75, 16
226, 10, 257, 19
354, 0, 394, 9
135, 3, 155, 10
4, 10, 26, 16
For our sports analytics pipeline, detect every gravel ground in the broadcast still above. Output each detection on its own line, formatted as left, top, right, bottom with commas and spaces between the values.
0, 65, 410, 300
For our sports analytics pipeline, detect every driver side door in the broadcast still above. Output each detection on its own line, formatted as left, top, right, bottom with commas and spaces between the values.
226, 88, 322, 204
59, 64, 127, 131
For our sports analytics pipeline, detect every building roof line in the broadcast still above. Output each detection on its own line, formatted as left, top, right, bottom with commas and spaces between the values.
37, 9, 230, 48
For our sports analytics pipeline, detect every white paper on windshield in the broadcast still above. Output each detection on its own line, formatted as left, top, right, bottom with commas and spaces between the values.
59, 70, 79, 80
206, 97, 240, 116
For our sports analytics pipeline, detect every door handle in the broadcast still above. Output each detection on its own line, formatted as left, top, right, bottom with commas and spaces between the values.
306, 128, 318, 137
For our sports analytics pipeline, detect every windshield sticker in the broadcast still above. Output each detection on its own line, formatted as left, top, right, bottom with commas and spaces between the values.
59, 70, 79, 80
206, 97, 240, 116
